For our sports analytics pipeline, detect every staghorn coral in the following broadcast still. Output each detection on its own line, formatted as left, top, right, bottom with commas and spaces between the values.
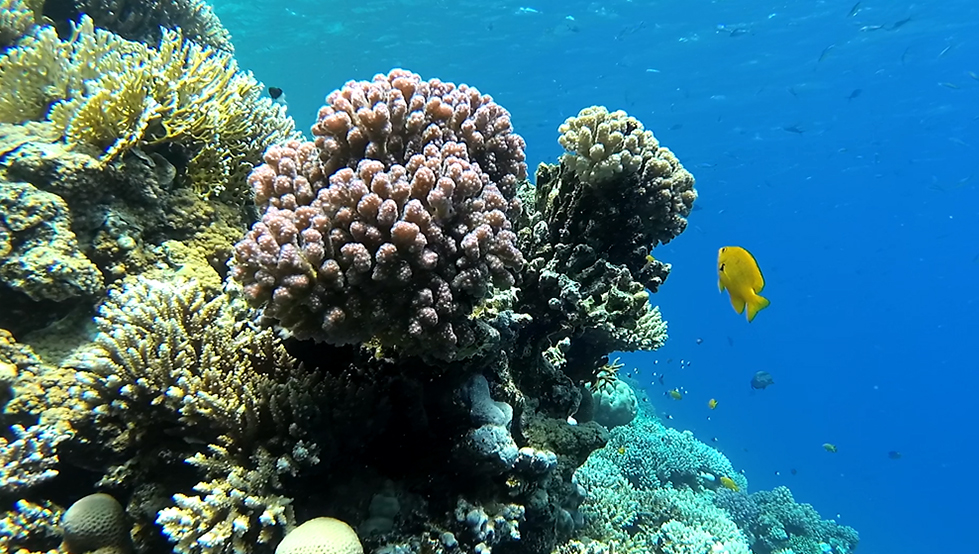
69, 0, 234, 52
0, 16, 295, 198
60, 278, 326, 552
0, 423, 71, 494
65, 277, 324, 454
233, 71, 528, 357
0, 180, 103, 302
0, 499, 63, 554
156, 442, 311, 554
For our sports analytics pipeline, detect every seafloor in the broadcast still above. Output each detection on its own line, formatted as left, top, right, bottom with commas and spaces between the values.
0, 2, 857, 554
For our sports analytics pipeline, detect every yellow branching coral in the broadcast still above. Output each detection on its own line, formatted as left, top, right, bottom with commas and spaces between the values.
0, 0, 40, 46
558, 106, 659, 184
0, 16, 297, 197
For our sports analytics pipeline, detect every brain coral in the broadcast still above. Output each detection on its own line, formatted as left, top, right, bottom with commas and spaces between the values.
233, 70, 528, 357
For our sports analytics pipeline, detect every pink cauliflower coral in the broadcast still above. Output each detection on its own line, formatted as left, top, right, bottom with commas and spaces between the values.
232, 70, 527, 357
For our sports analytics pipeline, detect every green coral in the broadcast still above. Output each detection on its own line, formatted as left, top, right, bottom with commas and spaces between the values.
0, 15, 297, 198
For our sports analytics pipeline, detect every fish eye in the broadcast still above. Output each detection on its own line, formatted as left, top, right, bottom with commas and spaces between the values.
719, 263, 725, 271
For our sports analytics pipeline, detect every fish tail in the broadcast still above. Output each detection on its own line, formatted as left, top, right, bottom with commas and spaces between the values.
746, 294, 770, 322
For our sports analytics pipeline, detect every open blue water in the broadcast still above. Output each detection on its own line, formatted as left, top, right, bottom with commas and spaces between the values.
214, 1, 979, 552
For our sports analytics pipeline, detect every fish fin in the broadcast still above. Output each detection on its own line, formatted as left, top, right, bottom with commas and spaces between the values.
746, 293, 771, 322
718, 278, 726, 292
729, 293, 746, 315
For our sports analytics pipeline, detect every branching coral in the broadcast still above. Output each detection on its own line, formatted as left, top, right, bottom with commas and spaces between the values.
61, 278, 327, 552
71, 0, 234, 52
0, 0, 39, 46
0, 16, 296, 197
233, 70, 528, 358
156, 442, 311, 554
717, 486, 859, 554
540, 107, 697, 290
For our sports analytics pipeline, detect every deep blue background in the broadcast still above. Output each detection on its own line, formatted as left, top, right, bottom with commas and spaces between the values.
214, 1, 979, 552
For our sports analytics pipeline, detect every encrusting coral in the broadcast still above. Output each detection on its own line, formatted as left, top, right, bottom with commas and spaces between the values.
233, 70, 527, 358
0, 15, 295, 198
0, 180, 103, 303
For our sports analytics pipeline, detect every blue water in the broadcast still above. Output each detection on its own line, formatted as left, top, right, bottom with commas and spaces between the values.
215, 1, 979, 552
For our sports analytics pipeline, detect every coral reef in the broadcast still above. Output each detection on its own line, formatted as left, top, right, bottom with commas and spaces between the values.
0, 45, 859, 554
0, 15, 294, 196
573, 415, 752, 554
61, 0, 234, 52
233, 70, 526, 358
714, 486, 859, 554
0, 0, 39, 46
0, 180, 103, 303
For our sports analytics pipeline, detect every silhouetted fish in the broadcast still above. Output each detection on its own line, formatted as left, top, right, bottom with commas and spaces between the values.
750, 370, 774, 390
269, 86, 284, 99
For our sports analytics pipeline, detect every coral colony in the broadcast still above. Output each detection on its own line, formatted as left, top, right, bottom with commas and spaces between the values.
0, 4, 858, 554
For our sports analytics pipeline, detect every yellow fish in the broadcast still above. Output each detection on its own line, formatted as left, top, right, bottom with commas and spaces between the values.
823, 443, 838, 453
708, 398, 718, 410
719, 476, 740, 492
668, 389, 683, 400
718, 246, 770, 322
617, 446, 627, 455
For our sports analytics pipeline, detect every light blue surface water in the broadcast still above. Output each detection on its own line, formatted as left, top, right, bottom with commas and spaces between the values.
214, 1, 979, 553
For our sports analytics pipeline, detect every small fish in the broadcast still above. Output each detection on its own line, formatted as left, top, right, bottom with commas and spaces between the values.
708, 398, 718, 409
846, 89, 862, 101
658, 374, 665, 386
669, 123, 683, 131
268, 86, 284, 99
888, 450, 902, 460
750, 370, 774, 390
969, 71, 979, 81
696, 338, 703, 345
712, 437, 719, 442
859, 24, 885, 32
617, 446, 627, 455
719, 476, 740, 492
938, 44, 952, 57
645, 254, 656, 264
847, 2, 861, 17
782, 124, 805, 134
939, 82, 960, 89
890, 16, 912, 30
668, 389, 683, 400
790, 468, 798, 475
718, 246, 770, 322
818, 44, 835, 63
823, 443, 838, 453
